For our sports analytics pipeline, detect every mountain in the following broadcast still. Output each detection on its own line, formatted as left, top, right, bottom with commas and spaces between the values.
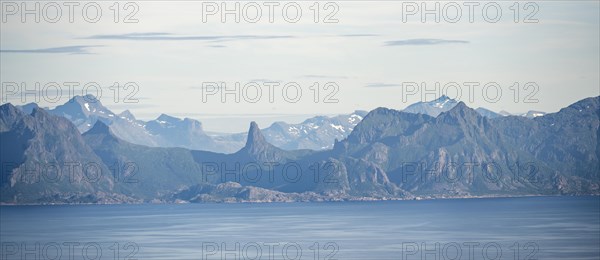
41, 96, 233, 152
261, 111, 368, 150
493, 97, 599, 186
50, 94, 115, 132
118, 110, 136, 121
494, 110, 547, 118
403, 95, 459, 117
401, 95, 545, 120
338, 98, 599, 197
19, 96, 540, 153
82, 120, 211, 200
145, 114, 218, 150
475, 107, 502, 118
16, 103, 42, 114
521, 110, 547, 118
2, 96, 598, 204
499, 110, 513, 116
0, 104, 136, 204
18, 96, 369, 152
13, 97, 548, 154
48, 95, 158, 147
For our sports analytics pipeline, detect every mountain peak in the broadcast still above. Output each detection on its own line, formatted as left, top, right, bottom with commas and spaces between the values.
403, 96, 459, 117
437, 95, 451, 101
0, 103, 25, 128
0, 102, 18, 114
56, 94, 107, 115
157, 113, 181, 123
238, 121, 287, 162
71, 94, 101, 106
119, 110, 136, 120
30, 106, 50, 118
85, 120, 112, 135
438, 101, 482, 123
245, 121, 267, 149
446, 101, 476, 114
430, 95, 458, 107
475, 107, 502, 118
453, 101, 468, 109
16, 103, 39, 114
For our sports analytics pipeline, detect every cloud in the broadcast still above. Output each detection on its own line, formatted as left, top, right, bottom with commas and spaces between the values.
0, 45, 101, 54
190, 79, 283, 90
85, 33, 293, 42
301, 75, 348, 79
249, 79, 282, 83
384, 39, 469, 46
336, 34, 380, 37
83, 32, 379, 44
364, 82, 401, 88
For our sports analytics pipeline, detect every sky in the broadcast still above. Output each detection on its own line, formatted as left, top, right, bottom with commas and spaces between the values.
1, 0, 599, 132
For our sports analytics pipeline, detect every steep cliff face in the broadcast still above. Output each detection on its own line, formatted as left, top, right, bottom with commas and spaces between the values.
336, 97, 600, 197
0, 104, 132, 204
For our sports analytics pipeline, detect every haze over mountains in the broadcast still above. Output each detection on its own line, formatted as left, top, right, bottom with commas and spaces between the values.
14, 95, 368, 153
1, 95, 598, 204
15, 95, 544, 154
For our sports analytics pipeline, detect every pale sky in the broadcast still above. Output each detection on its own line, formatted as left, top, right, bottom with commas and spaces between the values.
1, 1, 599, 132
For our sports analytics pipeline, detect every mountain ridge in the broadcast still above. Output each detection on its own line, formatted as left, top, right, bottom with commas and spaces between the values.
2, 96, 597, 203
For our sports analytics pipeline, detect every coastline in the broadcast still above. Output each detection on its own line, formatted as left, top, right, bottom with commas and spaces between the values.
1, 193, 598, 207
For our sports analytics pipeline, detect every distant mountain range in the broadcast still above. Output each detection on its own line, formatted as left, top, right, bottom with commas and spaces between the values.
13, 95, 544, 154
403, 95, 546, 118
1, 96, 598, 204
15, 95, 367, 153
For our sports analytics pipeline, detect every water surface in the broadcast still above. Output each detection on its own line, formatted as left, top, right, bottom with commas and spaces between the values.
1, 196, 598, 259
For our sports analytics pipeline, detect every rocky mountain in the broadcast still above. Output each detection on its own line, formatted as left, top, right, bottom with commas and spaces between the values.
401, 95, 545, 120
260, 111, 368, 150
521, 110, 547, 118
16, 103, 43, 114
17, 96, 547, 154
145, 114, 217, 149
48, 95, 159, 147
338, 97, 599, 197
82, 120, 211, 200
475, 107, 502, 118
38, 95, 233, 152
2, 96, 597, 204
15, 96, 368, 153
0, 103, 137, 204
403, 95, 459, 117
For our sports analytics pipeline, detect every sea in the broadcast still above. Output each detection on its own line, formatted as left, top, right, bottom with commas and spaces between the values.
1, 196, 598, 260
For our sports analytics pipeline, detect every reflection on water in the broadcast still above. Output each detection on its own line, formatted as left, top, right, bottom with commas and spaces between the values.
1, 196, 599, 259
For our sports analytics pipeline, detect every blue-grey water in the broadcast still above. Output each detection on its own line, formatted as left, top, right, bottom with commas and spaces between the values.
1, 196, 598, 260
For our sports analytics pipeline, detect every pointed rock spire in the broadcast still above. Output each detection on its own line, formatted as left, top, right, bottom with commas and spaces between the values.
245, 121, 267, 150
238, 121, 286, 162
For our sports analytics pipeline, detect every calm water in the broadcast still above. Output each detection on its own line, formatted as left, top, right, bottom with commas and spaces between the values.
1, 196, 598, 260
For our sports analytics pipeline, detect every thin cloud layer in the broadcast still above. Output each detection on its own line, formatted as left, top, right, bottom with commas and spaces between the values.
85, 33, 294, 42
384, 39, 469, 46
364, 83, 401, 88
0, 45, 101, 54
302, 75, 348, 79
